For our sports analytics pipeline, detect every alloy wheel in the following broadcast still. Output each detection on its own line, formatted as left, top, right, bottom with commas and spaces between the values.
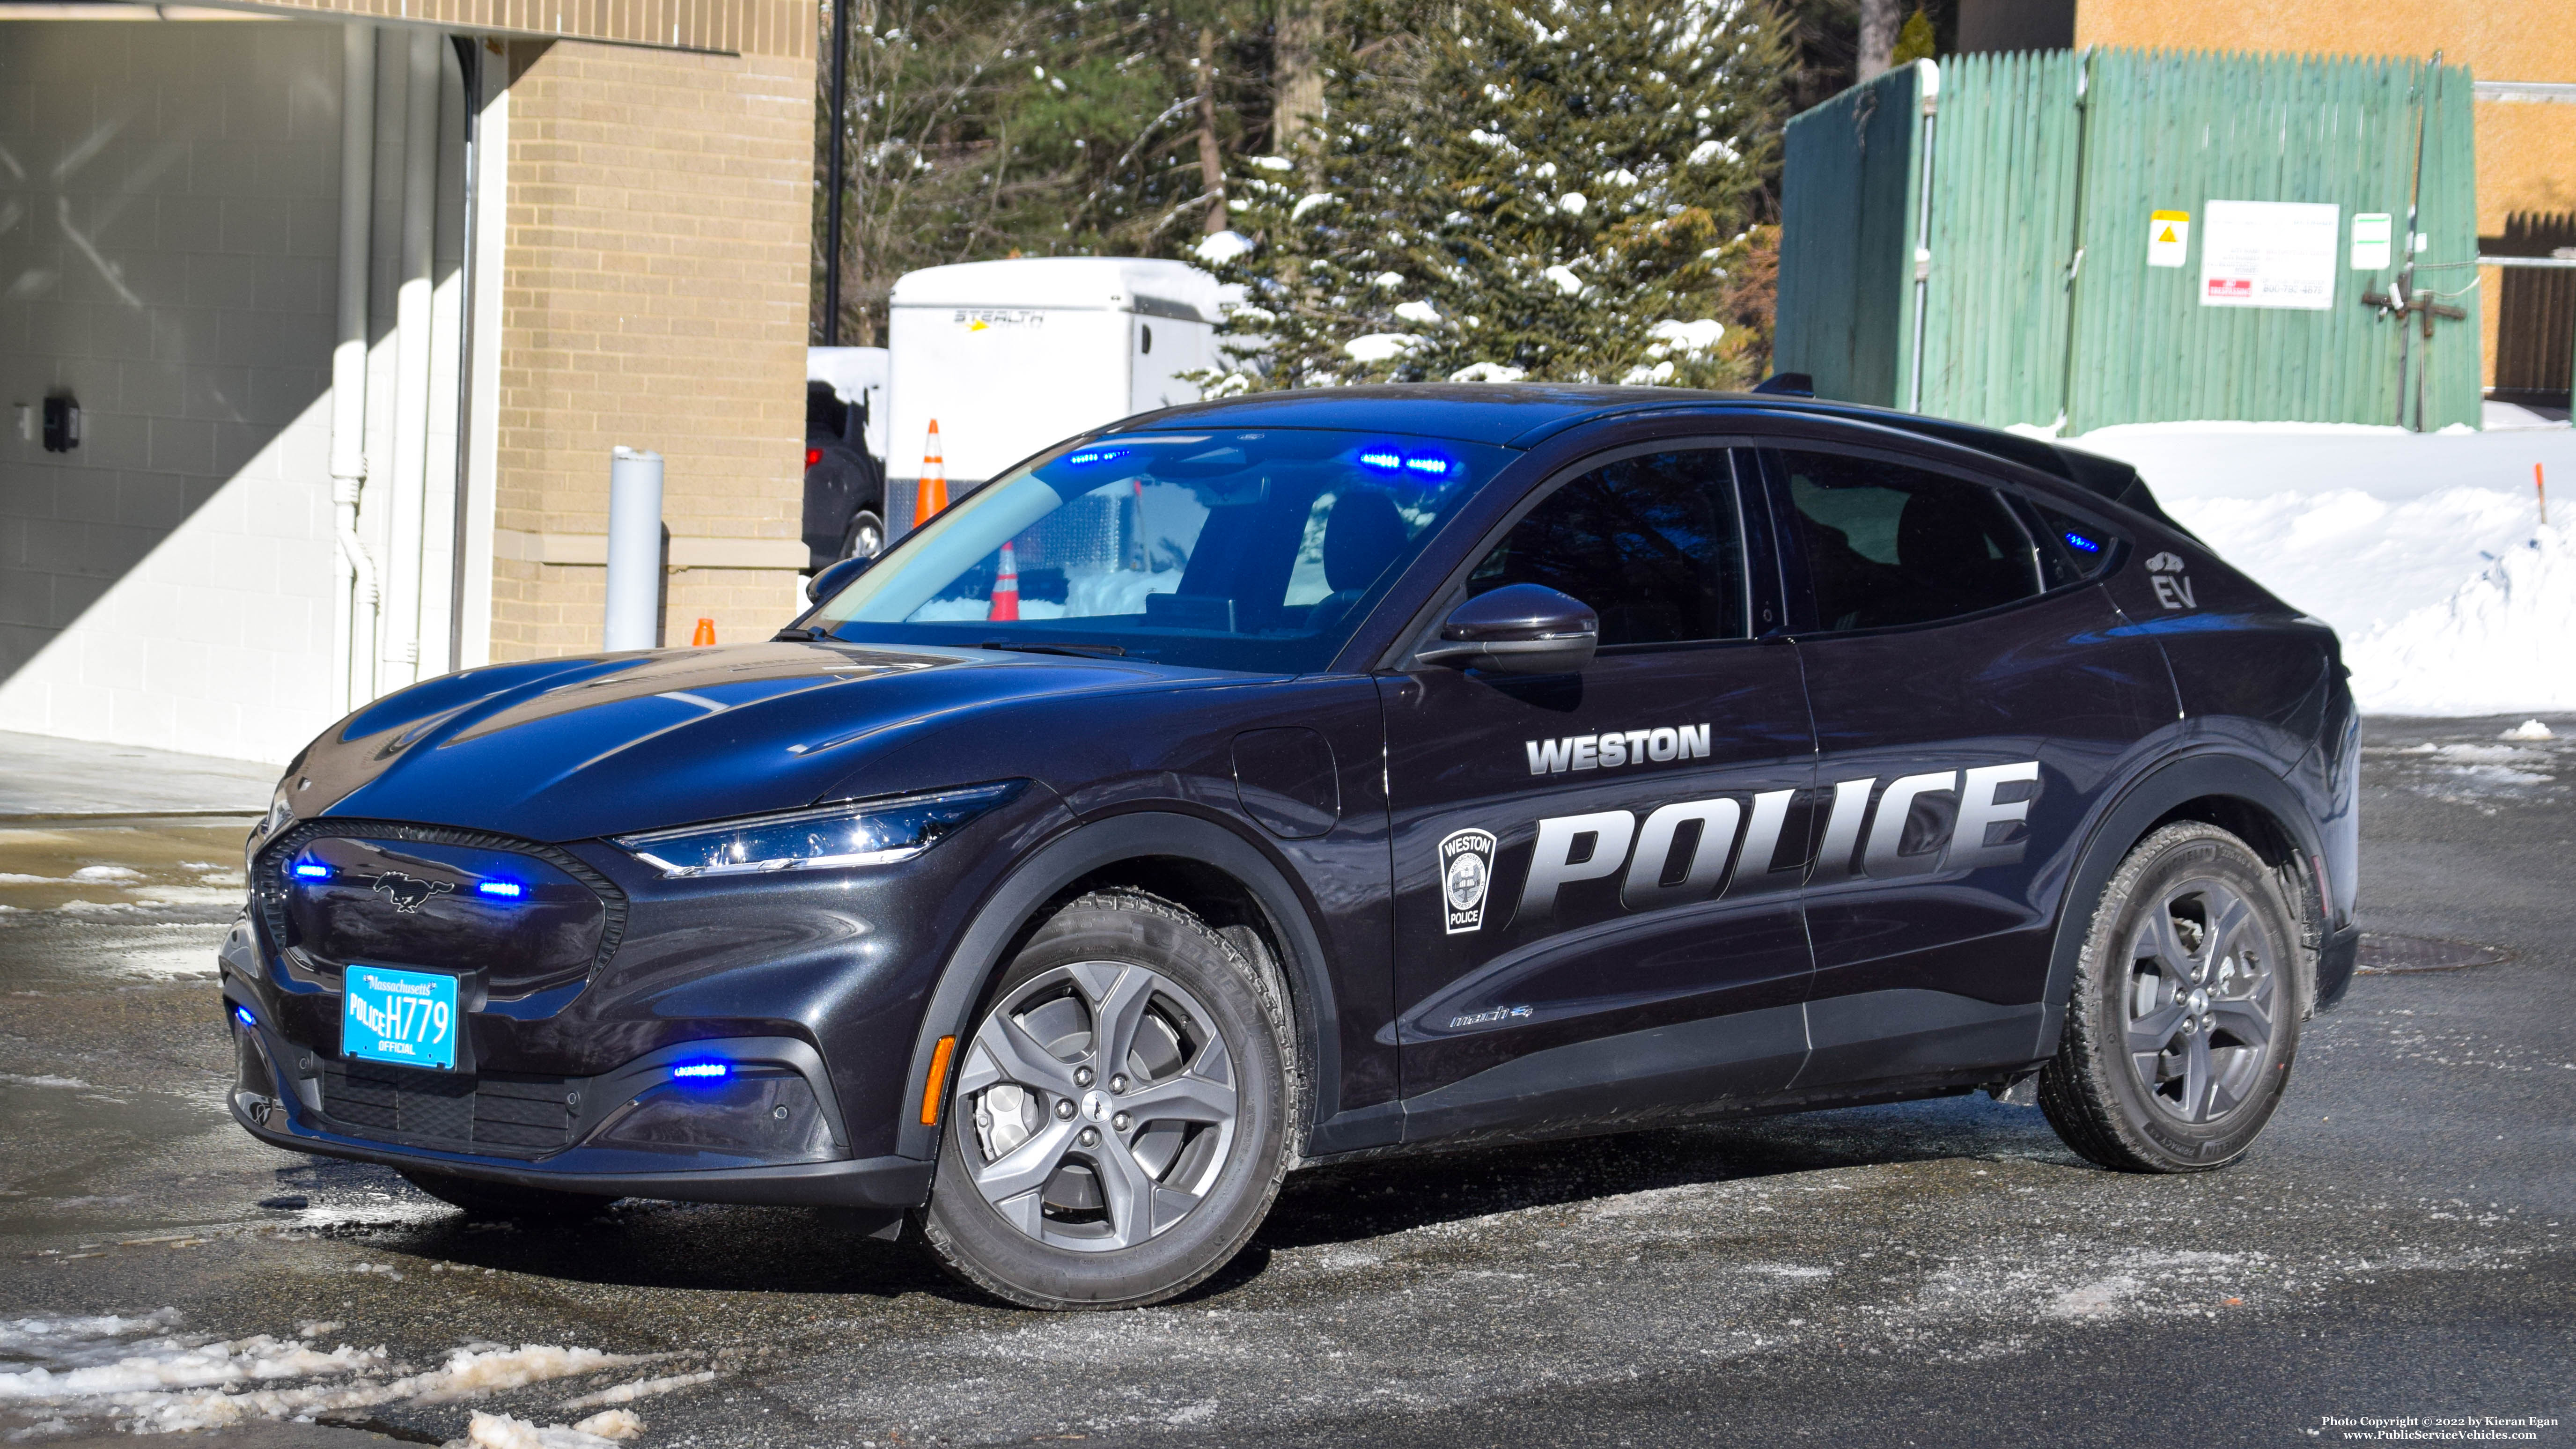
2122, 876, 2278, 1125
957, 961, 1239, 1252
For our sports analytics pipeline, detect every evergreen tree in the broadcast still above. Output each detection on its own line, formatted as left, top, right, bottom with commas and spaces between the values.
1198, 0, 1787, 390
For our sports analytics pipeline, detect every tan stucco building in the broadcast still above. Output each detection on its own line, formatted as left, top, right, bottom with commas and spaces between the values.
1, 0, 816, 761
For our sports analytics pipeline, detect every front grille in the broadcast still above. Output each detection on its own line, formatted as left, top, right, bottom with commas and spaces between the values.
322, 1060, 579, 1157
254, 818, 629, 998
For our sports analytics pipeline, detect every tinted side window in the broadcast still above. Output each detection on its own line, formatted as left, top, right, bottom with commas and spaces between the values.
1774, 450, 2041, 632
1468, 450, 1747, 647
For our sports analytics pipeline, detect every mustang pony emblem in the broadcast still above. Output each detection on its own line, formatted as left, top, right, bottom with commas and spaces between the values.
368, 872, 454, 913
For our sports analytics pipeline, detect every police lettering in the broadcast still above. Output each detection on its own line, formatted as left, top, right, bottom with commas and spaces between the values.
1512, 761, 2042, 922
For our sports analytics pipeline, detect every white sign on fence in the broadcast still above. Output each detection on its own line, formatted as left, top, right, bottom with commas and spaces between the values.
2199, 199, 2340, 309
2148, 209, 2191, 268
2349, 213, 2394, 271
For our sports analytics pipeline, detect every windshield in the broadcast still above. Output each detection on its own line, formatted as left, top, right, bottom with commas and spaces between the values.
806, 428, 1512, 672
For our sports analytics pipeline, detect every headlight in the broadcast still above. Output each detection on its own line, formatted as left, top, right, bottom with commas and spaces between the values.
612, 781, 1024, 878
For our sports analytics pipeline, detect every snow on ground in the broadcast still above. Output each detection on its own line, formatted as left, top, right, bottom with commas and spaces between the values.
2062, 405, 2576, 714
0, 1310, 662, 1434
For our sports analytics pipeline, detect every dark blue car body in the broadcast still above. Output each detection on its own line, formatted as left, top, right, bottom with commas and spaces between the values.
221, 385, 2359, 1216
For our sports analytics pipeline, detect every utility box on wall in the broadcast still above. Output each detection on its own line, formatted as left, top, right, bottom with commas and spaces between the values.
883, 258, 1234, 538
1776, 48, 2482, 434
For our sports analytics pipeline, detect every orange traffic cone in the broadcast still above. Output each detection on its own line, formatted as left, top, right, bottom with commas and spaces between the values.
913, 419, 949, 526
988, 541, 1021, 622
691, 617, 716, 646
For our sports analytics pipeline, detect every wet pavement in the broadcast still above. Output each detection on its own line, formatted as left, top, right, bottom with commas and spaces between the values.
0, 720, 2569, 1447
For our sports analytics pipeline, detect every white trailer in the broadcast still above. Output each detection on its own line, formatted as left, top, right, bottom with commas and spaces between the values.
884, 257, 1233, 537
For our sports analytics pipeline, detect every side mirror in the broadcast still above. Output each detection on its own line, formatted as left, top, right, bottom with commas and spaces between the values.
806, 552, 873, 605
1416, 583, 1598, 676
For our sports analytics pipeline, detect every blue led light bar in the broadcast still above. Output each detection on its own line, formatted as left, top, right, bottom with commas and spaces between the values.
671, 1061, 730, 1080
1356, 450, 1403, 472
1404, 456, 1452, 476
2063, 531, 2102, 554
1066, 448, 1130, 467
233, 1004, 257, 1028
292, 862, 331, 879
475, 880, 525, 899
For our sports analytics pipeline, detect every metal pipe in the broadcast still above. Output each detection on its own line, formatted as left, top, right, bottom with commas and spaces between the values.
605, 449, 666, 652
383, 29, 439, 689
330, 22, 379, 713
1906, 57, 1939, 414
823, 0, 848, 345
447, 35, 481, 676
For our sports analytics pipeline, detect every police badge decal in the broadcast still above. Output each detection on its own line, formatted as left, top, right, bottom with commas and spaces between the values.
1438, 828, 1497, 934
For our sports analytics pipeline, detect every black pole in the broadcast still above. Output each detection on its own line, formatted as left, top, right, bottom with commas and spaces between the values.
824, 0, 850, 346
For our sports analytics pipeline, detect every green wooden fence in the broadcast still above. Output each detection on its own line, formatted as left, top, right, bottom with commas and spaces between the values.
1778, 47, 2483, 434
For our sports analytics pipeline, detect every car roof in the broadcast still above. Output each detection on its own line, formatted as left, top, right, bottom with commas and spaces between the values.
1125, 383, 2184, 532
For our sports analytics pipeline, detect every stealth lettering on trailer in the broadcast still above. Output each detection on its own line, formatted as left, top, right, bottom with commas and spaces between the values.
1494, 762, 2043, 928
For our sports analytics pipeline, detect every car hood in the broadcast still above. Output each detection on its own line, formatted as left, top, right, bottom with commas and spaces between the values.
288, 642, 1240, 843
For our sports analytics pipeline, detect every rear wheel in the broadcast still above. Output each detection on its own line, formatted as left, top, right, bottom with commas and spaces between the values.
841, 508, 884, 562
2039, 823, 2306, 1172
399, 1168, 616, 1224
918, 890, 1293, 1309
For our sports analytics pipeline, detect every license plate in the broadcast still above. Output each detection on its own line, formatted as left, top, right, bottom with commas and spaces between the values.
341, 965, 459, 1071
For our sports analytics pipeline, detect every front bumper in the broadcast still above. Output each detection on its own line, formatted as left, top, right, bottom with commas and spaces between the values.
226, 1007, 934, 1208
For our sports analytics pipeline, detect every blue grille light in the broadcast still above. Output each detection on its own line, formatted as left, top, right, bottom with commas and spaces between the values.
671, 1061, 730, 1081
475, 880, 526, 899
292, 862, 331, 880
233, 1004, 256, 1029
1356, 449, 1403, 472
2063, 531, 2102, 554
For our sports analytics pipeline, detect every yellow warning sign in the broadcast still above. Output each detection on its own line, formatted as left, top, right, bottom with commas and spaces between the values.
2148, 208, 2191, 269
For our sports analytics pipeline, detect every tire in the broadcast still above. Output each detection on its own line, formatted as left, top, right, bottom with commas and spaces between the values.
2039, 822, 2306, 1172
841, 508, 884, 562
917, 889, 1294, 1309
399, 1168, 617, 1224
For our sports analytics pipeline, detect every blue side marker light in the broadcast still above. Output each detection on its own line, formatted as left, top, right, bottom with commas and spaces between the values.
671, 1061, 730, 1081
292, 862, 332, 880
1357, 449, 1404, 472
475, 880, 525, 899
233, 1004, 257, 1029
2064, 531, 2102, 555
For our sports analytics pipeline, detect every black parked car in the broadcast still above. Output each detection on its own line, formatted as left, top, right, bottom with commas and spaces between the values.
804, 380, 885, 570
224, 385, 2357, 1310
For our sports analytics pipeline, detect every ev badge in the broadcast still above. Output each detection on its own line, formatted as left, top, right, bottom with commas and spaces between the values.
1439, 828, 1498, 935
2143, 551, 2197, 611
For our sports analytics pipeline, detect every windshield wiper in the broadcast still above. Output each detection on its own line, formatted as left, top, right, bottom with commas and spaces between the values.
978, 640, 1127, 659
773, 625, 832, 642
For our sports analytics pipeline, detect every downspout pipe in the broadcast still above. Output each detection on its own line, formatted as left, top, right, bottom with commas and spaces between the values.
383, 28, 439, 690
331, 22, 379, 712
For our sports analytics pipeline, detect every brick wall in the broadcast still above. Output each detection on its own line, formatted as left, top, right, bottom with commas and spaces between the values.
490, 37, 812, 659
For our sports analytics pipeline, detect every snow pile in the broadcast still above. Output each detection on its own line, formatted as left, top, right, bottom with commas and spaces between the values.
2072, 416, 2576, 715
0, 1312, 659, 1435
2343, 527, 2576, 715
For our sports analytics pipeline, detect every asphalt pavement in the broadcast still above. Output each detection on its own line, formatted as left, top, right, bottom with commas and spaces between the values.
0, 719, 2568, 1447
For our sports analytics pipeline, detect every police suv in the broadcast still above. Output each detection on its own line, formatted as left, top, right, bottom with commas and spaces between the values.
224, 384, 2359, 1309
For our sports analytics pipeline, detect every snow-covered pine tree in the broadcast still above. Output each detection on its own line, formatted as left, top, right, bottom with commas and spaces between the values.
1198, 0, 1785, 390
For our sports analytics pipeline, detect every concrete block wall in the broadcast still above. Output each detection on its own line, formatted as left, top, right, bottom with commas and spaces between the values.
0, 20, 342, 765
489, 38, 812, 658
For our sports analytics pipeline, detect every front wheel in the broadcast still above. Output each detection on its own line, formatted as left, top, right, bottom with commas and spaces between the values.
2039, 822, 2307, 1172
917, 890, 1293, 1309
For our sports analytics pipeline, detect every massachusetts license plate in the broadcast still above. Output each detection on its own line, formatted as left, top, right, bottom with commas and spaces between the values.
341, 965, 459, 1071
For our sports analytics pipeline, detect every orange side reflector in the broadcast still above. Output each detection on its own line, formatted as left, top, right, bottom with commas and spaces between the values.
920, 1035, 957, 1126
